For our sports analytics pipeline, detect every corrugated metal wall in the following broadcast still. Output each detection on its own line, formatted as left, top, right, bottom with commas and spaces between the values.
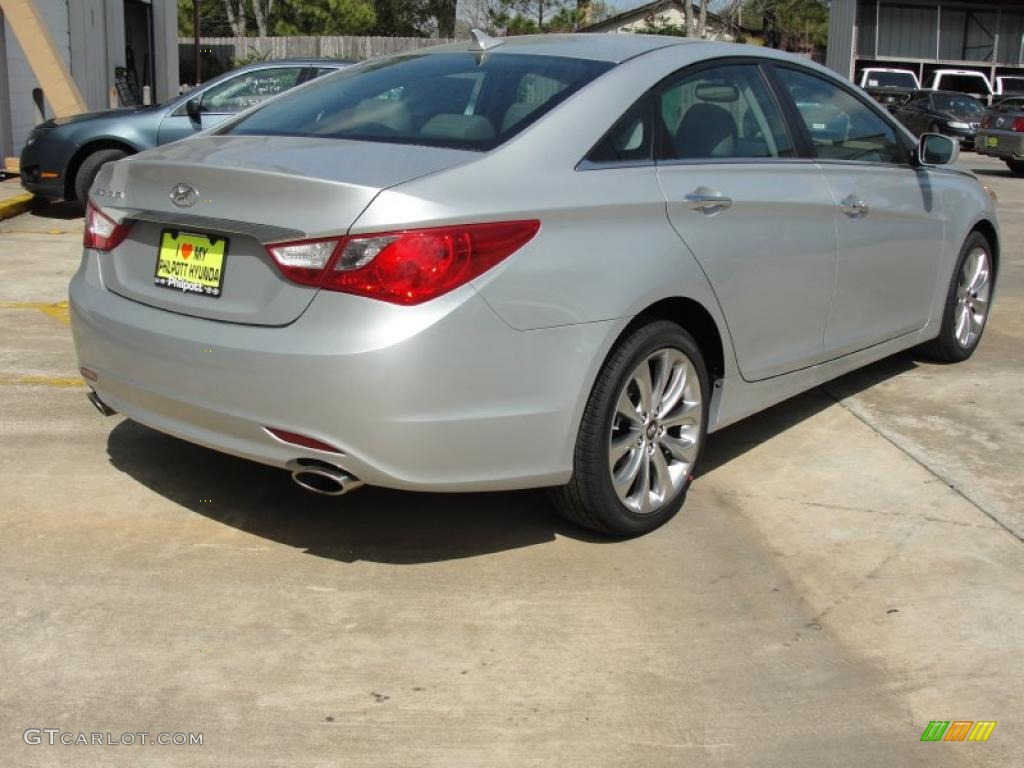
832, 1, 1024, 77
878, 4, 936, 59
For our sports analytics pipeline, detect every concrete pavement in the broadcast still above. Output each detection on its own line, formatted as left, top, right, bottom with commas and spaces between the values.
0, 156, 1020, 767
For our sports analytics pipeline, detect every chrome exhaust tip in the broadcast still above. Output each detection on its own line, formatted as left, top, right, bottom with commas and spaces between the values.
287, 459, 363, 497
86, 390, 117, 417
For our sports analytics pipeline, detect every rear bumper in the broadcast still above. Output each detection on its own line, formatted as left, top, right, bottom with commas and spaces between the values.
70, 251, 618, 492
940, 125, 977, 147
975, 131, 1024, 160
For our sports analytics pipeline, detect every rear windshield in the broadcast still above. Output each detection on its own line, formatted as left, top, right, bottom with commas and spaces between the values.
864, 71, 916, 89
999, 77, 1024, 94
936, 74, 991, 95
222, 52, 612, 151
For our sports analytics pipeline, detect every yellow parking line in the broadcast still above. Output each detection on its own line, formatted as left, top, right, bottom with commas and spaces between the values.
0, 373, 84, 388
0, 300, 70, 325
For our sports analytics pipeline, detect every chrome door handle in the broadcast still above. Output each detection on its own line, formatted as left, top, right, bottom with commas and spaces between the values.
684, 189, 733, 214
839, 194, 869, 218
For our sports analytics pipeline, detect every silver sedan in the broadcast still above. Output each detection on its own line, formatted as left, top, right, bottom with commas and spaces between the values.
71, 34, 998, 536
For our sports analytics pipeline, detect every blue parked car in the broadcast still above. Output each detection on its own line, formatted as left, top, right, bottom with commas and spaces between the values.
20, 59, 350, 202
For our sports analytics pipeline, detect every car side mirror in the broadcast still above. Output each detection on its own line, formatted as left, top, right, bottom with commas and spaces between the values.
185, 97, 201, 124
918, 133, 959, 167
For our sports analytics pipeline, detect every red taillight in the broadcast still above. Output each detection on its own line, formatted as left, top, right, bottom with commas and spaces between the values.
1013, 117, 1024, 132
266, 220, 540, 305
84, 202, 133, 251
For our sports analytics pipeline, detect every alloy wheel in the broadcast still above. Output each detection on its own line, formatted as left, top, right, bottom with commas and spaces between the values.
954, 246, 992, 349
608, 348, 703, 515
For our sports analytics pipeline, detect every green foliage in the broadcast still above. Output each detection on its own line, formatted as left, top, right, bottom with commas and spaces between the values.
370, 0, 456, 37
178, 0, 454, 37
487, 0, 579, 34
273, 0, 376, 35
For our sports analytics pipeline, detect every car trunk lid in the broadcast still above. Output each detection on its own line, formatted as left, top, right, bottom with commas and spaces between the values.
93, 135, 476, 326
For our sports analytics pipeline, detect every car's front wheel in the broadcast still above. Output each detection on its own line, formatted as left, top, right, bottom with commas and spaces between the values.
1006, 159, 1024, 177
919, 231, 994, 362
74, 148, 128, 202
550, 320, 708, 537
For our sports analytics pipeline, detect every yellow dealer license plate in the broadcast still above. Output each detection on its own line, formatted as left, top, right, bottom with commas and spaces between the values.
154, 230, 228, 297
987, 136, 999, 148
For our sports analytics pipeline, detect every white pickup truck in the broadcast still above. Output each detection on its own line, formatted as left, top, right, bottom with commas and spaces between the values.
928, 70, 994, 102
995, 75, 1024, 96
858, 68, 920, 110
859, 68, 920, 90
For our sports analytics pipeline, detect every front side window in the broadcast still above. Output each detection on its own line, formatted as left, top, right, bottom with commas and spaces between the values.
223, 53, 612, 151
656, 64, 794, 160
201, 67, 304, 114
775, 67, 906, 164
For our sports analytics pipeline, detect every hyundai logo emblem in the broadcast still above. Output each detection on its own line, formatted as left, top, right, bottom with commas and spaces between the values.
170, 183, 199, 208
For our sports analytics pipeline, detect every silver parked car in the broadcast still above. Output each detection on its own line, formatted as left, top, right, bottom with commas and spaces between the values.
72, 35, 999, 536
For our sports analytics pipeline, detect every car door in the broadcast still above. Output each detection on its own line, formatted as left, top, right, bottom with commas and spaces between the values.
893, 94, 926, 134
156, 66, 306, 145
655, 61, 838, 381
771, 65, 946, 357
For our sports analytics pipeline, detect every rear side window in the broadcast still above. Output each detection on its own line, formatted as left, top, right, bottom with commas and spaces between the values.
656, 64, 794, 160
223, 53, 612, 151
201, 67, 304, 114
775, 68, 906, 164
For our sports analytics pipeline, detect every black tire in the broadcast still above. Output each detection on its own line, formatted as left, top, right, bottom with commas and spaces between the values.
73, 148, 128, 202
918, 231, 995, 363
550, 320, 709, 537
1006, 160, 1024, 177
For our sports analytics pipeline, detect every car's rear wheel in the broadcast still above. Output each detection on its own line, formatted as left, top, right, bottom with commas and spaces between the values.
919, 231, 994, 362
550, 320, 708, 537
74, 148, 128, 202
1006, 159, 1024, 176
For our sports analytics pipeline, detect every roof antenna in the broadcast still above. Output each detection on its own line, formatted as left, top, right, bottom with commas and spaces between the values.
470, 29, 504, 52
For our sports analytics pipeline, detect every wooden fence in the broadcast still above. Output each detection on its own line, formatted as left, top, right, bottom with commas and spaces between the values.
180, 34, 453, 65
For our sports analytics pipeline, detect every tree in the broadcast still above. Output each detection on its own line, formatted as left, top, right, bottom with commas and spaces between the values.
274, 0, 376, 35
740, 0, 830, 51
486, 0, 579, 34
367, 0, 457, 37
222, 1, 248, 36
179, 0, 379, 37
250, 0, 275, 37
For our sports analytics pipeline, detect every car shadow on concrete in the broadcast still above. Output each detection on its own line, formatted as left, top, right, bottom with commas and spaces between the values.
106, 418, 610, 564
699, 351, 918, 476
106, 352, 919, 563
29, 200, 83, 220
970, 168, 1017, 179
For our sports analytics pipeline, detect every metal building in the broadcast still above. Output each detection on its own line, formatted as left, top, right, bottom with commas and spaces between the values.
827, 0, 1024, 85
1, 0, 179, 158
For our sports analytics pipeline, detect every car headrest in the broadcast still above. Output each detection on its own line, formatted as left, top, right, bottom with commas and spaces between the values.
420, 114, 495, 141
675, 102, 738, 159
